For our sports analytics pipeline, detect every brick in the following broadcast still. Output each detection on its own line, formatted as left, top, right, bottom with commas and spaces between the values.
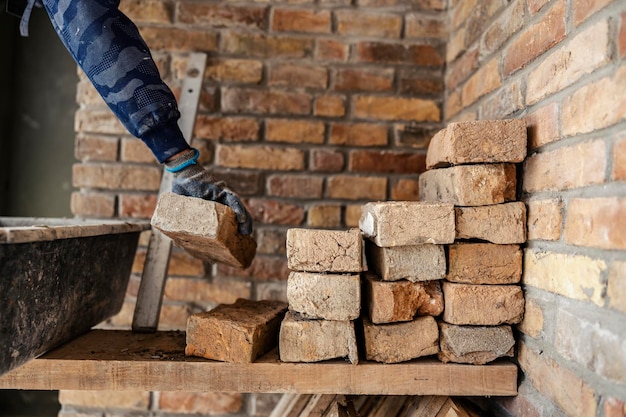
518, 343, 598, 417
455, 202, 526, 245
221, 87, 311, 115
334, 68, 394, 92
267, 174, 324, 199
246, 198, 305, 226
426, 120, 527, 169
120, 138, 154, 163
364, 274, 443, 323
480, 0, 524, 58
329, 123, 388, 147
405, 14, 447, 39
151, 193, 257, 269
480, 80, 524, 120
357, 42, 443, 67
140, 27, 218, 52
362, 316, 439, 363
162, 277, 251, 306
614, 136, 626, 181
527, 20, 609, 105
398, 70, 444, 96
315, 39, 349, 62
528, 0, 550, 14
272, 9, 331, 33
360, 201, 455, 247
518, 298, 544, 338
255, 228, 286, 255
344, 205, 362, 228
286, 228, 362, 273
218, 255, 289, 281
562, 65, 626, 136
217, 145, 304, 171
265, 119, 325, 144
335, 10, 402, 38
212, 170, 262, 196
442, 282, 524, 325
158, 392, 243, 414
279, 311, 358, 364
314, 95, 345, 117
461, 58, 501, 107
70, 192, 115, 218
573, 0, 612, 25
120, 0, 172, 24
310, 149, 345, 172
118, 193, 157, 219
222, 32, 313, 58
72, 163, 161, 191
565, 197, 626, 250
451, 0, 476, 29
447, 243, 522, 284
269, 63, 328, 89
445, 48, 478, 91
205, 59, 263, 84
504, 0, 566, 75
59, 390, 150, 409
525, 102, 560, 149
75, 108, 125, 135
195, 116, 259, 142
445, 89, 462, 119
365, 240, 445, 282
390, 179, 420, 201
523, 249, 606, 306
353, 95, 440, 122
393, 125, 439, 149
349, 150, 425, 175
446, 26, 466, 63
308, 204, 342, 228
186, 299, 287, 363
608, 261, 626, 315
419, 163, 517, 207
75, 134, 118, 162
176, 3, 266, 28
287, 271, 360, 320
438, 323, 515, 365
527, 198, 562, 241
327, 175, 387, 200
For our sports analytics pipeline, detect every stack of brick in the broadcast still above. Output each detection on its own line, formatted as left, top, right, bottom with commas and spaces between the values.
418, 119, 528, 365
358, 201, 455, 363
278, 228, 362, 364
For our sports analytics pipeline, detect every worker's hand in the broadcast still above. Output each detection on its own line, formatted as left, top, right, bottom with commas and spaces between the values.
165, 149, 253, 235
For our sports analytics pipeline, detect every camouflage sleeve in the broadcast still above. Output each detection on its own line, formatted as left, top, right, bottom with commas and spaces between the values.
41, 0, 190, 163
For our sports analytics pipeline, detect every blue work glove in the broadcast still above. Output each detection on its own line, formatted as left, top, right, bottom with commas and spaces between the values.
165, 149, 253, 235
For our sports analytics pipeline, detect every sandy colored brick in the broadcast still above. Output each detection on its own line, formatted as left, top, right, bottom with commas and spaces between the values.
518, 298, 544, 338
442, 282, 524, 325
359, 201, 455, 247
265, 119, 325, 144
365, 273, 443, 323
608, 261, 626, 315
186, 298, 287, 363
527, 199, 562, 241
419, 163, 517, 206
353, 95, 440, 122
72, 163, 161, 191
426, 120, 527, 169
327, 175, 387, 200
287, 271, 361, 321
151, 192, 257, 269
447, 243, 522, 284
279, 311, 358, 364
362, 316, 439, 363
455, 202, 526, 244
525, 102, 560, 149
564, 197, 626, 250
286, 228, 362, 273
365, 240, 445, 282
438, 323, 515, 365
70, 192, 115, 218
216, 144, 304, 171
461, 58, 501, 107
335, 10, 402, 38
272, 8, 331, 33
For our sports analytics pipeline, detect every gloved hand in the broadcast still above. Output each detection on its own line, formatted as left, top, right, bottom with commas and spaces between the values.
165, 148, 253, 235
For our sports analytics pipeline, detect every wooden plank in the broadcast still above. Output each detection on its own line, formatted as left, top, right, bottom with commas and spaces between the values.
0, 331, 518, 396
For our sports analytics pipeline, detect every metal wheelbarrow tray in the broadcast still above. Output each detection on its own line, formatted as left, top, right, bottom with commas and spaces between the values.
0, 217, 149, 376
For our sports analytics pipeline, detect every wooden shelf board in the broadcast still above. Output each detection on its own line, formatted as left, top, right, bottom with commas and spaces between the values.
0, 330, 518, 396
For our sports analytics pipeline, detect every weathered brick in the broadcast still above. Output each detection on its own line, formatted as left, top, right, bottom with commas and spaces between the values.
279, 311, 358, 364
151, 193, 257, 269
573, 0, 612, 25
356, 42, 444, 66
315, 39, 349, 61
450, 0, 476, 29
398, 70, 444, 96
523, 249, 606, 306
211, 170, 261, 196
272, 9, 331, 33
446, 26, 466, 63
75, 108, 125, 135
329, 123, 388, 146
480, 0, 524, 58
445, 89, 463, 119
327, 175, 387, 200
365, 274, 443, 323
267, 174, 323, 199
186, 299, 287, 363
334, 68, 394, 92
158, 392, 243, 414
565, 197, 626, 250
217, 254, 290, 281
365, 241, 445, 282
608, 261, 626, 315
360, 201, 455, 247
314, 95, 345, 117
447, 243, 522, 285
140, 27, 218, 52
118, 193, 157, 219
518, 298, 544, 338
286, 228, 362, 273
217, 144, 304, 170
120, 138, 155, 163
269, 63, 328, 89
614, 136, 626, 181
405, 14, 447, 39
221, 32, 313, 58
528, 0, 550, 14
438, 323, 515, 365
390, 179, 420, 201
310, 149, 345, 172
503, 0, 566, 75
287, 271, 361, 320
461, 58, 501, 107
426, 119, 527, 169
335, 10, 402, 38
419, 163, 517, 206
120, 0, 172, 24
307, 204, 342, 228
562, 65, 626, 136
465, 0, 507, 46
176, 3, 266, 28
73, 163, 161, 191
265, 119, 325, 144
393, 124, 439, 149
525, 102, 560, 149
195, 116, 259, 142
205, 59, 263, 84
353, 96, 440, 122
445, 48, 478, 91
442, 282, 524, 325
349, 150, 425, 174
480, 80, 524, 120
75, 134, 118, 162
527, 19, 609, 105
456, 202, 526, 244
362, 316, 439, 363
344, 205, 362, 228
527, 199, 562, 241
221, 87, 311, 115
247, 198, 305, 226
59, 390, 150, 410
518, 343, 598, 417
70, 192, 116, 218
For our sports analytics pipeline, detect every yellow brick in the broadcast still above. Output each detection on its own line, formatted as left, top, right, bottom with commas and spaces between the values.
608, 261, 626, 314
